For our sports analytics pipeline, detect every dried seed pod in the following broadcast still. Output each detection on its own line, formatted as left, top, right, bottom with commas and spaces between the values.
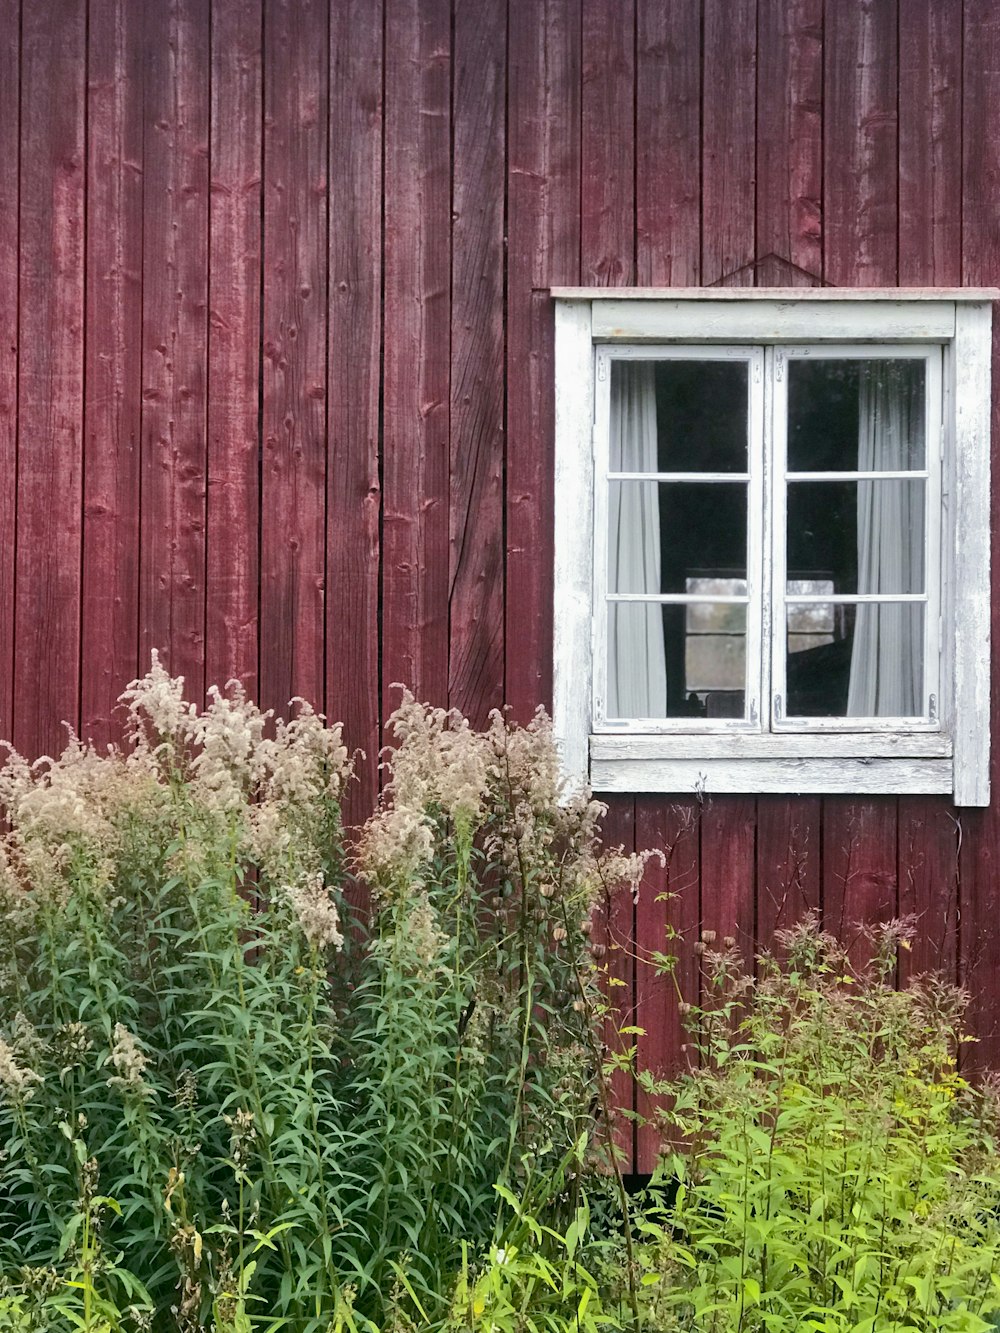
701, 929, 717, 944
552, 925, 568, 942
580, 918, 594, 936
590, 941, 606, 960
723, 935, 736, 948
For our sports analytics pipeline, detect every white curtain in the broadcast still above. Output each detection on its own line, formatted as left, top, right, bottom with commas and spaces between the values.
607, 363, 668, 717
846, 365, 924, 716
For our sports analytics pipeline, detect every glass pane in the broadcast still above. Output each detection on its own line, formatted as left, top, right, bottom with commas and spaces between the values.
786, 480, 925, 595
610, 359, 749, 472
785, 603, 924, 718
608, 481, 748, 593
787, 358, 926, 472
606, 602, 747, 720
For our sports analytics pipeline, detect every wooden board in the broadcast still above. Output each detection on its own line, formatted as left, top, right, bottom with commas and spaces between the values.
448, 0, 506, 727
505, 0, 581, 720
206, 0, 262, 701
327, 0, 383, 820
755, 0, 822, 283
701, 0, 756, 285
898, 0, 961, 286
0, 0, 19, 745
755, 795, 822, 943
959, 0, 1000, 1069
822, 798, 898, 970
634, 796, 701, 1174
15, 0, 86, 758
382, 0, 451, 716
595, 794, 636, 1169
636, 0, 701, 287
823, 0, 897, 286
581, 0, 635, 286
699, 796, 756, 962
139, 0, 210, 703
898, 797, 959, 982
82, 0, 143, 747
259, 0, 328, 716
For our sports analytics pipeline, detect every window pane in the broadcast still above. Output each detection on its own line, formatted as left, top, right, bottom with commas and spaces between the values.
786, 480, 925, 595
785, 603, 924, 718
610, 359, 749, 472
787, 358, 926, 472
606, 602, 747, 720
608, 481, 748, 593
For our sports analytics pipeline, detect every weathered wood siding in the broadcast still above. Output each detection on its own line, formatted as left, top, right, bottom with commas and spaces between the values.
1, 0, 999, 1168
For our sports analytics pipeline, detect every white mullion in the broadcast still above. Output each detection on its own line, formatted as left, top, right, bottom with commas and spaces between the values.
748, 346, 766, 731
609, 474, 750, 482
787, 469, 930, 482
785, 593, 927, 605
608, 593, 749, 605
591, 348, 612, 728
771, 348, 789, 724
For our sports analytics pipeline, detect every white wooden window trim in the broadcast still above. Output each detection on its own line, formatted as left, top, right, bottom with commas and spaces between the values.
551, 292, 995, 806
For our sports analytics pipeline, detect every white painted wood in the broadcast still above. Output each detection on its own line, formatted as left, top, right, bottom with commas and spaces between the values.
590, 732, 953, 760
590, 756, 953, 796
590, 301, 956, 343
552, 300, 595, 792
551, 287, 1000, 301
951, 302, 992, 806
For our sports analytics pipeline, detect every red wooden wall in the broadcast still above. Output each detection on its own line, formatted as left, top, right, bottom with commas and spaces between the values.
2, 0, 1000, 1169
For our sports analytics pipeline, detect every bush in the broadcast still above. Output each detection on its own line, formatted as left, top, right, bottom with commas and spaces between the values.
635, 917, 1000, 1333
0, 660, 639, 1332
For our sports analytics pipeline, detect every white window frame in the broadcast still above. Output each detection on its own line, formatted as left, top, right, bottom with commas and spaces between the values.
552, 289, 996, 806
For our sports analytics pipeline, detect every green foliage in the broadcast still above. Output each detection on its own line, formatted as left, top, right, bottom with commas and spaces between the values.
635, 917, 1000, 1333
0, 663, 635, 1332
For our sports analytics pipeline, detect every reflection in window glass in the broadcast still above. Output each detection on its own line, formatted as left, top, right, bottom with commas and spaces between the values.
608, 482, 749, 593
786, 481, 925, 596
787, 359, 926, 472
785, 604, 924, 718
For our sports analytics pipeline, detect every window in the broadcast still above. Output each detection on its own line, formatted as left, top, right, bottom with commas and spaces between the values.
552, 291, 995, 806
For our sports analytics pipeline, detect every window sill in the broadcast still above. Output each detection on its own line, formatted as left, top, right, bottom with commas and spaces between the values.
589, 733, 955, 797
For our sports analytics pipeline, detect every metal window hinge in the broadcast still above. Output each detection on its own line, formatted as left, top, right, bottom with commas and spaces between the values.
929, 693, 938, 722
773, 693, 783, 721
597, 358, 608, 382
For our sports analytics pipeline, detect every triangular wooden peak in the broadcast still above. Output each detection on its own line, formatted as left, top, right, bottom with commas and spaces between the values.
710, 253, 826, 288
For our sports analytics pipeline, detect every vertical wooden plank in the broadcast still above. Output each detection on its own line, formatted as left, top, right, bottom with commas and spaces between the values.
701, 0, 756, 285
506, 0, 581, 721
756, 0, 822, 282
0, 0, 19, 744
83, 0, 143, 746
449, 0, 505, 727
699, 796, 756, 960
822, 799, 897, 969
898, 0, 962, 286
821, 0, 898, 965
756, 795, 822, 944
636, 0, 701, 287
581, 0, 635, 286
959, 0, 1000, 1068
382, 0, 450, 714
898, 800, 959, 982
327, 0, 383, 820
896, 0, 962, 987
595, 794, 635, 1169
140, 0, 210, 701
260, 0, 328, 716
823, 0, 897, 286
16, 0, 86, 758
206, 0, 262, 700
85, 5, 143, 734
634, 797, 700, 1175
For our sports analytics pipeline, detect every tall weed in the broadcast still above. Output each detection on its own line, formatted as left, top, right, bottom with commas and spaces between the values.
0, 663, 636, 1331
